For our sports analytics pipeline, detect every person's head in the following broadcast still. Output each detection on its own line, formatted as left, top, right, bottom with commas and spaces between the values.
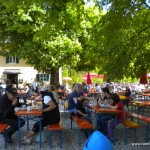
95, 83, 98, 86
50, 85, 56, 91
77, 91, 84, 100
40, 86, 49, 97
102, 87, 110, 97
45, 84, 51, 92
5, 79, 11, 86
72, 83, 83, 93
110, 93, 121, 104
7, 88, 18, 101
125, 85, 130, 90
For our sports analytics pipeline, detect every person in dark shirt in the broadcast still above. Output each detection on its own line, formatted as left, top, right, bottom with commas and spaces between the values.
22, 86, 60, 145
68, 83, 83, 115
0, 88, 25, 143
5, 79, 12, 92
76, 91, 92, 124
125, 85, 131, 97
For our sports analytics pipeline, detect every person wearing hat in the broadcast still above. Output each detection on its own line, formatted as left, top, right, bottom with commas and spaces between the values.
22, 86, 60, 145
0, 88, 25, 143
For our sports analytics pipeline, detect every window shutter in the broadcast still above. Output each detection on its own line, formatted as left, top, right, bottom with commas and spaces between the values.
36, 74, 40, 82
6, 56, 9, 64
16, 57, 19, 63
46, 74, 50, 81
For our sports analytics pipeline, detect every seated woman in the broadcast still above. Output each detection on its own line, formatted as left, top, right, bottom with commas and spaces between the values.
22, 86, 60, 144
96, 88, 113, 135
68, 83, 83, 115
23, 84, 34, 104
107, 93, 124, 142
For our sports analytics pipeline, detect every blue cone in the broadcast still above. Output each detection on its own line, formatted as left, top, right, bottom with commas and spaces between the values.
83, 131, 113, 150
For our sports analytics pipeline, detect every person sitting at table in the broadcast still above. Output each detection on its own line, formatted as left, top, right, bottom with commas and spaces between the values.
96, 87, 114, 135
5, 79, 13, 93
68, 83, 83, 115
107, 93, 124, 143
23, 84, 33, 104
22, 86, 60, 145
125, 85, 131, 97
76, 91, 92, 124
124, 85, 132, 109
0, 88, 25, 143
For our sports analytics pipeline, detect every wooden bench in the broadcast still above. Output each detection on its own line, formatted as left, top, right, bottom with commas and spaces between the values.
125, 112, 150, 142
70, 115, 93, 146
0, 124, 10, 149
128, 102, 145, 114
122, 119, 141, 144
48, 122, 63, 149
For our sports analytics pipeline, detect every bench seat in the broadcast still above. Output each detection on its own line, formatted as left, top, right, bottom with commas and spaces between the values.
48, 123, 63, 149
122, 119, 141, 144
0, 124, 10, 149
71, 115, 93, 146
125, 112, 150, 142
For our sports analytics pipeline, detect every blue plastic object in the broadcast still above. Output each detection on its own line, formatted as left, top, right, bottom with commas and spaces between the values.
83, 131, 113, 150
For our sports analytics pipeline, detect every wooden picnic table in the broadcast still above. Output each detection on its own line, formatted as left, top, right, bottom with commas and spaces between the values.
87, 105, 120, 145
15, 109, 43, 148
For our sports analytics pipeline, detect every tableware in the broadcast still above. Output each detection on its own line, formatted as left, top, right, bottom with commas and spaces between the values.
14, 107, 20, 112
22, 105, 26, 108
27, 106, 32, 111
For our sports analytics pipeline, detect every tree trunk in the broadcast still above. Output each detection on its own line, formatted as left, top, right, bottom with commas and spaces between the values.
50, 67, 59, 86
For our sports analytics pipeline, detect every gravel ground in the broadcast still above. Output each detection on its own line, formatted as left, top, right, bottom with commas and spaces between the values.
0, 100, 150, 150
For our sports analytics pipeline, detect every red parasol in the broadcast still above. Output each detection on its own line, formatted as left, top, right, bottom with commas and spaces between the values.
140, 75, 148, 84
82, 73, 104, 80
86, 72, 92, 84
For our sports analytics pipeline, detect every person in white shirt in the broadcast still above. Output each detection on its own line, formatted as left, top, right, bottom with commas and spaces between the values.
32, 79, 38, 92
95, 83, 102, 93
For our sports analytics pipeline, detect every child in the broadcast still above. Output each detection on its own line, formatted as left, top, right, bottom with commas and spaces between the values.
76, 91, 92, 124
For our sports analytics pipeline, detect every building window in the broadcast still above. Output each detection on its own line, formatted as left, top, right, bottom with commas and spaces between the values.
6, 56, 19, 64
36, 74, 50, 82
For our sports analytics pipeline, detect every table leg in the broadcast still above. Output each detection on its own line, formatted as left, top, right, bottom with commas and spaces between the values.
39, 116, 42, 148
27, 116, 29, 130
146, 123, 149, 142
114, 115, 116, 145
18, 116, 21, 147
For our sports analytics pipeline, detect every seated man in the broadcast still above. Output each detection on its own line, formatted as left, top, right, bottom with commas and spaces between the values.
0, 88, 25, 143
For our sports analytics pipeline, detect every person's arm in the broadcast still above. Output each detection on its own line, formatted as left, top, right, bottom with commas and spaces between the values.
76, 109, 87, 116
0, 99, 16, 118
109, 102, 119, 109
43, 100, 56, 112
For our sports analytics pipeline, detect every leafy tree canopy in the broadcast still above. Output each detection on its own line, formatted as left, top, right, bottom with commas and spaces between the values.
0, 0, 150, 84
